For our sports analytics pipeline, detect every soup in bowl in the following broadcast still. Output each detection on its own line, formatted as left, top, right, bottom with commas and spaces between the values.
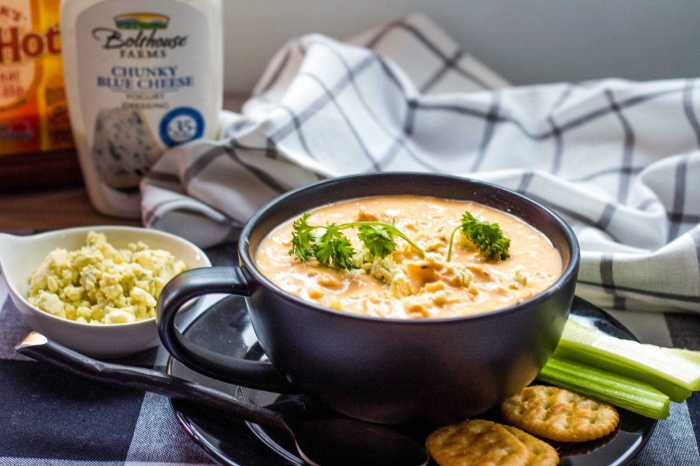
157, 174, 579, 424
256, 195, 562, 320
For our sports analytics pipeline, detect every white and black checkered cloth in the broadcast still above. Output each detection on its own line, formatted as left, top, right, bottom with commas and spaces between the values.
2, 14, 699, 466
1, 244, 699, 465
141, 14, 700, 314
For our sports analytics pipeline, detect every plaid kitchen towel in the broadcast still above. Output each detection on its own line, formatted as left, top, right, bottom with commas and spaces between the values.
141, 16, 700, 311
141, 13, 700, 314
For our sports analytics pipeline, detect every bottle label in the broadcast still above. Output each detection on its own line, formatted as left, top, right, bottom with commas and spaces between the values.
0, 0, 72, 156
76, 0, 209, 190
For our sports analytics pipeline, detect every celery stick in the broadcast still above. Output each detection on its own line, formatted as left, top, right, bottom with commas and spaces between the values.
539, 357, 670, 420
665, 348, 700, 365
554, 320, 699, 400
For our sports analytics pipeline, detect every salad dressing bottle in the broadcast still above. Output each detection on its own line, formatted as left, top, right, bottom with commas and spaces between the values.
60, 0, 223, 217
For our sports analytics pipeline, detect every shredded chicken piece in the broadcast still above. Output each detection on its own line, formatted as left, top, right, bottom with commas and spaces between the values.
424, 281, 446, 293
466, 264, 491, 281
406, 262, 440, 285
317, 274, 343, 289
425, 237, 447, 252
357, 209, 379, 221
432, 291, 449, 307
405, 302, 430, 318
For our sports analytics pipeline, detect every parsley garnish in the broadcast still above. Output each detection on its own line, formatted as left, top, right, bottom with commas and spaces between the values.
289, 214, 424, 271
289, 213, 316, 262
447, 211, 511, 262
314, 224, 356, 270
357, 224, 396, 259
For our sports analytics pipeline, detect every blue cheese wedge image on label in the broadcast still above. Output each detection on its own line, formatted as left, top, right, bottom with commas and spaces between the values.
61, 0, 223, 218
92, 108, 162, 189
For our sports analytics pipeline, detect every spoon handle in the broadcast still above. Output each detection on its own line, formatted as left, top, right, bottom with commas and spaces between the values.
15, 332, 290, 433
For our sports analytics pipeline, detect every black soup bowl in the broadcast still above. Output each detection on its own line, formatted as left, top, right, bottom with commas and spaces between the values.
157, 173, 580, 425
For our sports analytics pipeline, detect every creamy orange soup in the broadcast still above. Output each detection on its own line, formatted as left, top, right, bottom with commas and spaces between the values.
256, 196, 562, 319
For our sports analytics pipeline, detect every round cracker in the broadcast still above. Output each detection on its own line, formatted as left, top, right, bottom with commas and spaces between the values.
501, 385, 619, 442
426, 419, 531, 466
503, 425, 559, 466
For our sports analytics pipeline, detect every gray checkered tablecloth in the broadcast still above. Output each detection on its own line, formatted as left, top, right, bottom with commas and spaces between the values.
1, 243, 699, 465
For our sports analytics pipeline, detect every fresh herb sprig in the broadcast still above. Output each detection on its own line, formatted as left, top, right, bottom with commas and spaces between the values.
447, 211, 511, 262
289, 215, 424, 270
357, 224, 396, 259
289, 213, 315, 262
314, 224, 355, 270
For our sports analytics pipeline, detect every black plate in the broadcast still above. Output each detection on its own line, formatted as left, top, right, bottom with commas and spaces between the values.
166, 296, 656, 465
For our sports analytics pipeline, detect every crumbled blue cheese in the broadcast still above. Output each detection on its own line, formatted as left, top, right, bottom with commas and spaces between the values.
27, 231, 187, 324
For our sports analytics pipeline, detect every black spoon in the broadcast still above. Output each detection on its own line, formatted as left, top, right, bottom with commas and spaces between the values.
16, 332, 428, 466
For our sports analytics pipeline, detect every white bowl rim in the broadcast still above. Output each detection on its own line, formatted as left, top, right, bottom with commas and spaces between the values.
2, 225, 212, 329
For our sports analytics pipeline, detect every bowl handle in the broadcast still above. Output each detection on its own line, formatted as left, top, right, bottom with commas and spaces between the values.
157, 266, 298, 393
